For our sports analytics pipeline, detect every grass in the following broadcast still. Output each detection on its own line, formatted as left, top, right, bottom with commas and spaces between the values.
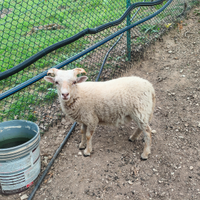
0, 0, 126, 73
0, 81, 58, 122
0, 0, 191, 122
140, 24, 160, 34
189, 0, 200, 7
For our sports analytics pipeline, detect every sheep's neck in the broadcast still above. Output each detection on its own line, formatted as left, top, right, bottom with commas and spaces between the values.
65, 97, 79, 109
61, 96, 80, 122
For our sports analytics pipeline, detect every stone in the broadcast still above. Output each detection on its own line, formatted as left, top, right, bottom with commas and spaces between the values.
20, 194, 28, 200
151, 130, 157, 134
61, 118, 66, 125
44, 156, 48, 165
128, 180, 133, 185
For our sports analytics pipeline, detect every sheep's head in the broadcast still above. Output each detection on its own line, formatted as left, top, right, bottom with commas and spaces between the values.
44, 68, 87, 101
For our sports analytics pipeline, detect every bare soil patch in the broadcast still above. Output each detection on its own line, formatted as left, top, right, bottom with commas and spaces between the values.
1, 7, 200, 200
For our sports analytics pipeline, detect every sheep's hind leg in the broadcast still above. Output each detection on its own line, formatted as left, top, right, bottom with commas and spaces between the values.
83, 128, 94, 157
129, 128, 142, 142
141, 125, 152, 160
79, 124, 87, 150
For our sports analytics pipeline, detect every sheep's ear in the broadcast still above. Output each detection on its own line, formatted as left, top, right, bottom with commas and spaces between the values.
47, 68, 58, 77
73, 68, 87, 76
44, 76, 55, 84
76, 76, 88, 83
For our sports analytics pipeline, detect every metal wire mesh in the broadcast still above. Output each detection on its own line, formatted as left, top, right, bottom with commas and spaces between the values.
0, 0, 198, 130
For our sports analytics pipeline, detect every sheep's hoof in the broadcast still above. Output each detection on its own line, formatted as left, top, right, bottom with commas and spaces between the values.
83, 153, 90, 157
79, 143, 86, 150
129, 137, 139, 142
79, 146, 86, 150
141, 153, 148, 160
129, 137, 134, 142
83, 149, 91, 157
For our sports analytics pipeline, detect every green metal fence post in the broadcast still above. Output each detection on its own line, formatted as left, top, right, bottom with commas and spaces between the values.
126, 0, 131, 61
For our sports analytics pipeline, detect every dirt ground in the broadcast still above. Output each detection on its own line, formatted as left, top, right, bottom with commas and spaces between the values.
1, 6, 200, 200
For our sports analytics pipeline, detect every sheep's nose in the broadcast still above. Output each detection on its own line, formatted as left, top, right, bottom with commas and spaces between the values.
62, 93, 69, 98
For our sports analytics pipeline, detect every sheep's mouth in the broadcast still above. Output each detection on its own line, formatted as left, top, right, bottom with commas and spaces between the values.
62, 97, 69, 101
61, 96, 70, 101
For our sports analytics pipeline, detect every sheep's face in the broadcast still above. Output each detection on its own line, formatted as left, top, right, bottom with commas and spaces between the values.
44, 68, 87, 102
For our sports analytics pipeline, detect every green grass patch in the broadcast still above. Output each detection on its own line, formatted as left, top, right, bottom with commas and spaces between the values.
0, 0, 126, 73
140, 24, 160, 34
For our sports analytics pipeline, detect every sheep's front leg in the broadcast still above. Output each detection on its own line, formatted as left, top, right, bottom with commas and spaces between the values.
79, 124, 87, 150
141, 125, 152, 160
83, 127, 95, 156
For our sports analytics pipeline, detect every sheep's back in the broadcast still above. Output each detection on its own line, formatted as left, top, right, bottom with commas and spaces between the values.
77, 76, 155, 126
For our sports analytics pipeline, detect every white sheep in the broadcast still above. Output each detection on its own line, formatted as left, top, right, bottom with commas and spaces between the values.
44, 68, 156, 159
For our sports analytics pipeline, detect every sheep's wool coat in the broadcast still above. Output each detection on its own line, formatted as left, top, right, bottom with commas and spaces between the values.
60, 76, 155, 130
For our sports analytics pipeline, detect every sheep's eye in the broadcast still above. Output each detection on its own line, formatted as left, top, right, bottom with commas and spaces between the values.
55, 81, 59, 85
72, 81, 76, 85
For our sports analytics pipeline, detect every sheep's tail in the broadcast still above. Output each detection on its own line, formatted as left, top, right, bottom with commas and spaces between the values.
149, 90, 156, 123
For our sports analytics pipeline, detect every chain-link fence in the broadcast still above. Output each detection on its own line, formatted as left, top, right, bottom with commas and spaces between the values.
0, 0, 198, 130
